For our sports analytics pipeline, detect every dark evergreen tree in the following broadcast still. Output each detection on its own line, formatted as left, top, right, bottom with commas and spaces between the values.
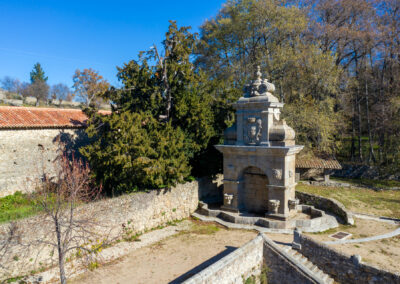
81, 111, 190, 194
82, 22, 216, 194
30, 62, 48, 83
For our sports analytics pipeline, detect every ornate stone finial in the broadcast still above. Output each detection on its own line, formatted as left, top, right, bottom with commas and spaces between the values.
256, 65, 262, 81
243, 66, 277, 99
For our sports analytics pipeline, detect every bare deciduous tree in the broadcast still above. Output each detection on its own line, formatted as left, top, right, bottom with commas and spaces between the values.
50, 83, 73, 101
33, 152, 110, 284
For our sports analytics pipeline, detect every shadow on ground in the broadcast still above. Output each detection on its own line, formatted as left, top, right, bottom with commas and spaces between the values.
169, 246, 237, 283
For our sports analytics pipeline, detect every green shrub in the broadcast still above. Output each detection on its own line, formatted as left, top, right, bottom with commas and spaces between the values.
0, 191, 40, 223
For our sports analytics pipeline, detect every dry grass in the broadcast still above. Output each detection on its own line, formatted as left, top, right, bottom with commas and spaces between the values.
297, 183, 400, 218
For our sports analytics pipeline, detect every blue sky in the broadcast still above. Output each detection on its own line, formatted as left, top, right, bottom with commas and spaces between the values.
0, 0, 226, 88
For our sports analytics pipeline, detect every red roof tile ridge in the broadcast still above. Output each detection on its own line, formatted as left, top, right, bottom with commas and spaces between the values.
0, 106, 83, 112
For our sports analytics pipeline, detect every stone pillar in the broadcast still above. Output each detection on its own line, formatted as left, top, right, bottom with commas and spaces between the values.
324, 169, 330, 183
266, 185, 290, 219
221, 179, 240, 213
236, 110, 244, 145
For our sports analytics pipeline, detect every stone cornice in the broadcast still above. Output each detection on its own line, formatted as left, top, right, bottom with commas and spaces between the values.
215, 145, 304, 156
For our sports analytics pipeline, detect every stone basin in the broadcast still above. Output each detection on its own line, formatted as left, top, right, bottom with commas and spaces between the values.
197, 202, 338, 233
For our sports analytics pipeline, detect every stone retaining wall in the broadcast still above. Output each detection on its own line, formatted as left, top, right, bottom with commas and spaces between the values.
296, 191, 354, 225
183, 235, 264, 284
298, 233, 400, 284
0, 180, 204, 280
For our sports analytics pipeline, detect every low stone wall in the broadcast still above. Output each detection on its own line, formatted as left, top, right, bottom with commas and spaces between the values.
183, 235, 264, 284
0, 180, 203, 280
298, 233, 400, 284
184, 233, 328, 284
296, 191, 354, 225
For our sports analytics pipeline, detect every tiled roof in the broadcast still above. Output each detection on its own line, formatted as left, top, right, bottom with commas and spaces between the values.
0, 106, 110, 129
296, 157, 342, 170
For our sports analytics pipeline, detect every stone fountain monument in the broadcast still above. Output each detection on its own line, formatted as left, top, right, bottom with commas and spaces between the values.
197, 67, 339, 231
215, 67, 303, 220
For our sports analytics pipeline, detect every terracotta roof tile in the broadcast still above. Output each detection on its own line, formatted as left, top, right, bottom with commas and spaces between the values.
0, 106, 110, 129
296, 157, 342, 170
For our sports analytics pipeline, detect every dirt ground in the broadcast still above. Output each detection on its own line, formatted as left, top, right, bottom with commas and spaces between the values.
331, 235, 400, 272
70, 221, 257, 284
306, 218, 398, 242
304, 218, 400, 272
70, 218, 400, 283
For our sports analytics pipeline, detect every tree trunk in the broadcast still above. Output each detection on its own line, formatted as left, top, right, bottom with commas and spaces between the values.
357, 94, 363, 163
55, 219, 66, 284
351, 96, 356, 162
354, 55, 363, 163
365, 72, 376, 164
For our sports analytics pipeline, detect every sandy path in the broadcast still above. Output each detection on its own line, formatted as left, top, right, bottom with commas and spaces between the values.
71, 221, 257, 284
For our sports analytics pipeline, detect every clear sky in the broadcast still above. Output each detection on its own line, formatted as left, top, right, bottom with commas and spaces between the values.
0, 0, 226, 88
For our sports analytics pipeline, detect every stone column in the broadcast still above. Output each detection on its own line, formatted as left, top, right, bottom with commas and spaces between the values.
266, 185, 290, 219
221, 179, 240, 213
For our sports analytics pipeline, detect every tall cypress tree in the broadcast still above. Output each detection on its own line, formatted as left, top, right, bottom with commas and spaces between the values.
30, 62, 48, 83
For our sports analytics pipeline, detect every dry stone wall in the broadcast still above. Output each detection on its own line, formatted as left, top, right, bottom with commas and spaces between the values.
0, 128, 86, 197
298, 233, 400, 284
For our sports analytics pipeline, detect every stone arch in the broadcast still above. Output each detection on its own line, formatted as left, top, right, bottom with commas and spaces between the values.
235, 163, 271, 182
238, 166, 269, 214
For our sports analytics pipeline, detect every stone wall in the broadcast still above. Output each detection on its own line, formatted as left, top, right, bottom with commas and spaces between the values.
0, 128, 87, 197
184, 233, 328, 284
183, 235, 264, 284
0, 180, 202, 280
298, 233, 400, 284
296, 191, 354, 225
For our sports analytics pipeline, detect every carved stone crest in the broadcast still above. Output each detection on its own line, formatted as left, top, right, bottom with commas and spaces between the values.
272, 169, 282, 180
245, 117, 262, 145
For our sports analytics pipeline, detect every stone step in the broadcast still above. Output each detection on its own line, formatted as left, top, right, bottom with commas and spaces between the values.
278, 244, 335, 284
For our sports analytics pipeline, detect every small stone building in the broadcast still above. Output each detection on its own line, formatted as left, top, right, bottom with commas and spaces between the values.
0, 106, 109, 197
295, 157, 342, 182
